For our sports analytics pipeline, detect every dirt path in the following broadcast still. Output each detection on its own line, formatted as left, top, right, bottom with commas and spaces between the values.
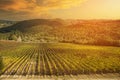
0, 73, 120, 80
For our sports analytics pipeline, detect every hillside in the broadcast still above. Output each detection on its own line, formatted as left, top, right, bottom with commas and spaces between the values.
0, 19, 65, 33
0, 20, 16, 28
0, 19, 120, 46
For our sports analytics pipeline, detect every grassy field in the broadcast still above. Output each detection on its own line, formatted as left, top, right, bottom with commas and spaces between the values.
0, 41, 120, 79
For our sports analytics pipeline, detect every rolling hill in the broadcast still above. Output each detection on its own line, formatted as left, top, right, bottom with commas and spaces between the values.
0, 20, 17, 28
0, 19, 66, 33
0, 19, 120, 46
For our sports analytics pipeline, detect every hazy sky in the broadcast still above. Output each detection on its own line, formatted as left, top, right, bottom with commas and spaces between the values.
0, 0, 120, 20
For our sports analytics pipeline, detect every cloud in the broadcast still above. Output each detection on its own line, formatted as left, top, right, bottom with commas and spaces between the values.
0, 0, 87, 20
0, 0, 35, 11
0, 0, 87, 11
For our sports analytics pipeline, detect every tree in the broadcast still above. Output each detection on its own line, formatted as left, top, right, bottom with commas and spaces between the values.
9, 34, 18, 41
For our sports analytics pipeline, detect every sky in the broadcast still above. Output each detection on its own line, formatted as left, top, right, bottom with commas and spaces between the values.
0, 0, 120, 20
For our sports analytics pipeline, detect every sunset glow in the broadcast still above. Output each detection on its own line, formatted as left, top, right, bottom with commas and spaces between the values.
0, 0, 120, 20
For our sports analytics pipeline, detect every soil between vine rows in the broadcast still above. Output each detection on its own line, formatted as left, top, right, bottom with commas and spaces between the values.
0, 43, 120, 79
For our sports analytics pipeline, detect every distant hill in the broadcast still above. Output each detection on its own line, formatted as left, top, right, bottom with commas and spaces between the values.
0, 20, 16, 24
0, 19, 120, 46
0, 20, 17, 28
0, 19, 66, 33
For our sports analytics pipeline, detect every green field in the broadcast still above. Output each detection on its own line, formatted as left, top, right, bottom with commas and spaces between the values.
0, 41, 120, 79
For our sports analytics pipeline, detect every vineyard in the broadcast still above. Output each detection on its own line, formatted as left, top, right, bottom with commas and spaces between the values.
0, 41, 120, 79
